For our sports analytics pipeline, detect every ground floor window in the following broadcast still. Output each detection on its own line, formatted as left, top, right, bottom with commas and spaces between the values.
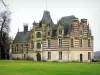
59, 52, 62, 60
88, 52, 91, 60
48, 52, 51, 60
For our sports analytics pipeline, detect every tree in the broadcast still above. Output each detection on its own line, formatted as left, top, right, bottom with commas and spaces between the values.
0, 11, 11, 59
0, 0, 11, 59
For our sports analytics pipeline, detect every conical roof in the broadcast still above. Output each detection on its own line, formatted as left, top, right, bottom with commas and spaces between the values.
41, 10, 54, 25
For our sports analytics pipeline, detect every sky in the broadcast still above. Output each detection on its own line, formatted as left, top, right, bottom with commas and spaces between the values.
0, 0, 100, 51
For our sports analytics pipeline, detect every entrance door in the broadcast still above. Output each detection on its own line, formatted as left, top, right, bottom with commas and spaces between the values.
36, 53, 41, 61
80, 54, 83, 62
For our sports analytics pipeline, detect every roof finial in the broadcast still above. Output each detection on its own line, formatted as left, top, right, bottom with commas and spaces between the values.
18, 28, 19, 32
46, 0, 47, 11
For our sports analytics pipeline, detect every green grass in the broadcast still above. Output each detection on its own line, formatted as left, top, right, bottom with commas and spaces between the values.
0, 60, 100, 75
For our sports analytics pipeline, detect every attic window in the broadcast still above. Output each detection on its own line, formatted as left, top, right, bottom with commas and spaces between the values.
48, 32, 50, 36
59, 30, 62, 35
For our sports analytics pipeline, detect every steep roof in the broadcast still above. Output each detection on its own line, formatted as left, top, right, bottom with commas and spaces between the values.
59, 15, 76, 35
41, 10, 54, 25
13, 31, 30, 43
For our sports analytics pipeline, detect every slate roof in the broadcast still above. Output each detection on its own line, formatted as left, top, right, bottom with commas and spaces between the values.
60, 15, 76, 35
13, 11, 76, 43
41, 11, 54, 25
13, 31, 30, 43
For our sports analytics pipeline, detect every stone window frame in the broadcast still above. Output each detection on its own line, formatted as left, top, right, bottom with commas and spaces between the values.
47, 40, 51, 48
21, 44, 23, 53
48, 52, 51, 60
30, 41, 34, 49
80, 39, 82, 47
88, 39, 91, 47
58, 38, 62, 47
88, 52, 91, 60
71, 38, 74, 47
59, 29, 62, 35
36, 32, 41, 38
59, 51, 62, 60
48, 32, 50, 36
37, 43, 41, 49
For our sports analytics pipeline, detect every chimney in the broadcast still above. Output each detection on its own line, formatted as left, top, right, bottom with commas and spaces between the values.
81, 19, 87, 23
23, 23, 28, 32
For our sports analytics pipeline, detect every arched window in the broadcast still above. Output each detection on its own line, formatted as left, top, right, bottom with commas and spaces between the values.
36, 32, 41, 38
37, 43, 41, 49
48, 32, 50, 36
30, 41, 34, 49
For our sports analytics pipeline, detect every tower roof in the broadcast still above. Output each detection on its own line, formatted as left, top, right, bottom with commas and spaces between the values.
41, 10, 54, 25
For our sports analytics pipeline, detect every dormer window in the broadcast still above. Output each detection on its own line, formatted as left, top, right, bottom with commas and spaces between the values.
48, 32, 50, 36
36, 32, 41, 38
59, 30, 62, 35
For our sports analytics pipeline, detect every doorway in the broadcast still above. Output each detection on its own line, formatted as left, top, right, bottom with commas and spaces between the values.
36, 53, 41, 61
80, 54, 83, 62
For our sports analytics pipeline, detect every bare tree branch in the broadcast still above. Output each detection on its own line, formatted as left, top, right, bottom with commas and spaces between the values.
0, 0, 8, 10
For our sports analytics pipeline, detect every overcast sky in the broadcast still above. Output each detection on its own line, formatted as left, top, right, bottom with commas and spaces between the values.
0, 0, 100, 51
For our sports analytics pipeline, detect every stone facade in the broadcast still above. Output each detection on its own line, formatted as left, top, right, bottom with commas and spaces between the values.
10, 11, 93, 62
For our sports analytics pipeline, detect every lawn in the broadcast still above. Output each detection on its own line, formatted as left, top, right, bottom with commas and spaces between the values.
0, 60, 100, 75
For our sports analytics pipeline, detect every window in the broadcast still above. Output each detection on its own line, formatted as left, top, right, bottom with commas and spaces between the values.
58, 39, 62, 47
12, 45, 13, 53
80, 39, 82, 47
36, 32, 41, 38
48, 40, 51, 48
71, 38, 74, 47
59, 30, 62, 35
21, 45, 23, 53
15, 47, 16, 53
37, 43, 41, 49
48, 32, 50, 36
48, 52, 51, 60
88, 52, 91, 60
59, 52, 62, 60
15, 45, 18, 53
16, 45, 18, 53
30, 41, 34, 49
88, 39, 91, 47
